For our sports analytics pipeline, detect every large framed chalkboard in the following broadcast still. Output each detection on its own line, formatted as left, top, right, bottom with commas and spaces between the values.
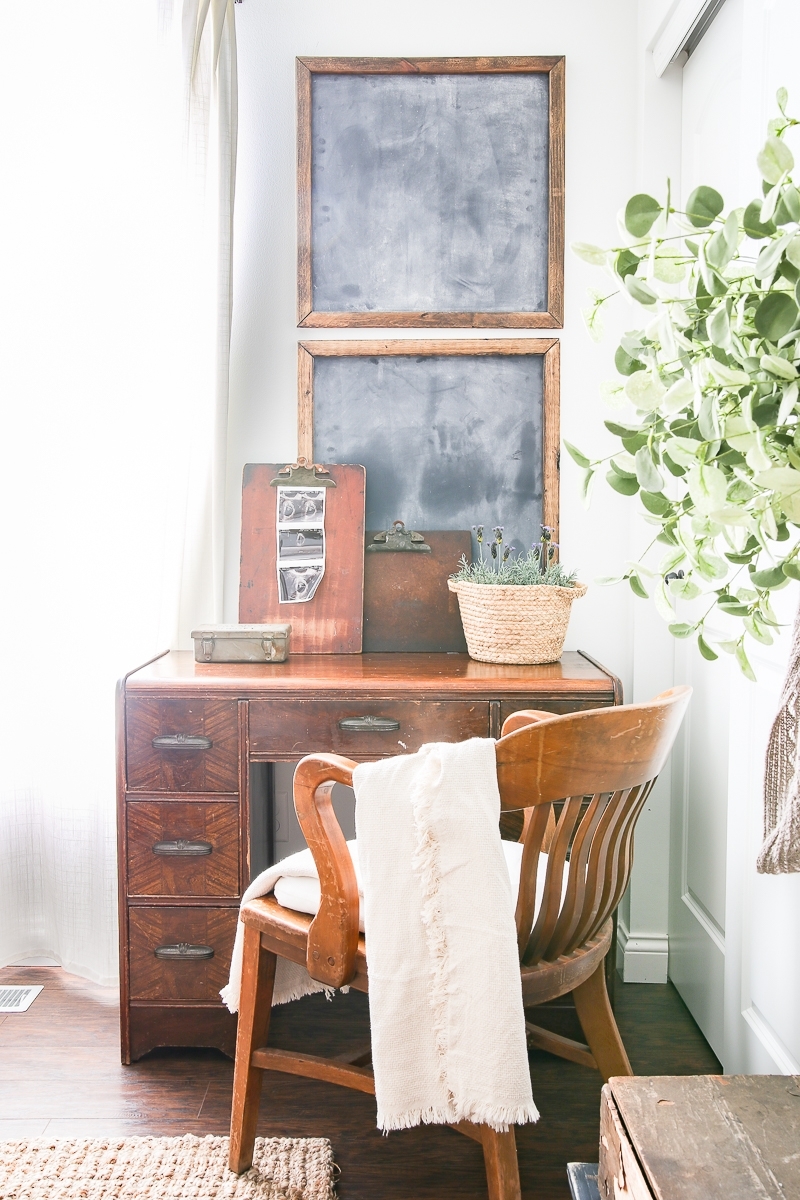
297, 339, 560, 553
297, 58, 565, 330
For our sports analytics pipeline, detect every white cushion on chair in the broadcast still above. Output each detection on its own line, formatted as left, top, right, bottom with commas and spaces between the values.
272, 838, 568, 934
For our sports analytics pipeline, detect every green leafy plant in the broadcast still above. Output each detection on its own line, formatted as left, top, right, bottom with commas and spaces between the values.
452, 524, 579, 587
570, 90, 800, 678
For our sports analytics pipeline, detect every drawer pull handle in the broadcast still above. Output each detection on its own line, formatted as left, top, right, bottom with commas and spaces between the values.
153, 839, 213, 857
151, 734, 213, 751
154, 942, 214, 961
338, 716, 400, 733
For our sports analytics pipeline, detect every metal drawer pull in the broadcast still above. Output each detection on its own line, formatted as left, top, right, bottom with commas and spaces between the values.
154, 942, 214, 961
151, 734, 212, 751
153, 839, 213, 857
338, 715, 400, 732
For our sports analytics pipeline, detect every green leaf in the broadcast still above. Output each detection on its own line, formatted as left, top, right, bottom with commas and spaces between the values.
563, 440, 592, 468
735, 640, 757, 682
774, 186, 800, 225
625, 372, 666, 412
755, 232, 793, 280
595, 575, 625, 586
581, 468, 595, 505
757, 135, 794, 185
624, 275, 658, 306
743, 199, 777, 239
614, 345, 646, 376
604, 420, 642, 437
634, 446, 664, 492
607, 470, 639, 496
755, 291, 798, 340
782, 561, 800, 580
697, 634, 719, 661
707, 303, 731, 348
622, 432, 650, 453
706, 212, 739, 271
629, 573, 649, 598
669, 622, 697, 638
654, 245, 686, 284
624, 194, 663, 237
751, 565, 788, 587
726, 551, 756, 565
777, 87, 789, 115
761, 354, 798, 381
687, 463, 728, 514
615, 249, 641, 280
572, 241, 607, 265
686, 185, 724, 228
663, 453, 685, 477
641, 490, 671, 515
717, 600, 750, 615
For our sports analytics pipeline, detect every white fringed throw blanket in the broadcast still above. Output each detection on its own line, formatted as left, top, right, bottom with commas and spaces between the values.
759, 601, 800, 874
222, 738, 537, 1132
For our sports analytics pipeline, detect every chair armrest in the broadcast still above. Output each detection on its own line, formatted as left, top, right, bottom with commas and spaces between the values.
292, 753, 360, 989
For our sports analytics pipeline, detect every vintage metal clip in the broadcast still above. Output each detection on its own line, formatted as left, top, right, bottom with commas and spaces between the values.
269, 457, 336, 487
367, 520, 431, 553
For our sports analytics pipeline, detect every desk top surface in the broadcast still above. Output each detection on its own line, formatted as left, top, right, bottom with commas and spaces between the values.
125, 650, 619, 699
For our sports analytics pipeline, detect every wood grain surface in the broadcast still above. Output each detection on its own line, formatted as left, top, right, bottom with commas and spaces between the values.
128, 906, 238, 1002
125, 698, 239, 793
126, 801, 240, 898
239, 463, 366, 654
0, 965, 720, 1198
603, 1074, 800, 1200
362, 530, 470, 653
124, 650, 619, 700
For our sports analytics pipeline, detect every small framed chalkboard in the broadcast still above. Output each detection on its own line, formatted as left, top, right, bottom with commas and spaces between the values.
297, 338, 560, 554
297, 57, 565, 329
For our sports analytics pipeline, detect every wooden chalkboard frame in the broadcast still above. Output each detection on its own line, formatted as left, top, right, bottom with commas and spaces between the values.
297, 57, 565, 330
297, 337, 560, 543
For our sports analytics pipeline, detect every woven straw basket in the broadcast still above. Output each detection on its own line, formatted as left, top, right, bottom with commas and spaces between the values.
448, 579, 588, 665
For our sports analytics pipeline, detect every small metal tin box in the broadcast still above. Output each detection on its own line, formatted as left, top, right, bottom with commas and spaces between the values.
191, 624, 291, 664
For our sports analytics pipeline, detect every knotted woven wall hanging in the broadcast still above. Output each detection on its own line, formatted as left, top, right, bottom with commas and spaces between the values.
759, 604, 800, 874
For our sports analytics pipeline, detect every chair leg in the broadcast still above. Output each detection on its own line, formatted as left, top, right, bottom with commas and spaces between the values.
480, 1126, 522, 1200
572, 960, 633, 1082
228, 926, 277, 1173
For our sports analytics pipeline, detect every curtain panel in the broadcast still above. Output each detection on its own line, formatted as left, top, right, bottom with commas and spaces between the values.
0, 1, 238, 985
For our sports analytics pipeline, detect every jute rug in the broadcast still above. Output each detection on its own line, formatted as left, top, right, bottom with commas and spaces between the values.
0, 1134, 335, 1199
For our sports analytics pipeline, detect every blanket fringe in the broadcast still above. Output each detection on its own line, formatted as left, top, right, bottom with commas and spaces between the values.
378, 1103, 539, 1133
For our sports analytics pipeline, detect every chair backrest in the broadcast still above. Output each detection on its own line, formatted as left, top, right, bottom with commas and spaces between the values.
494, 687, 691, 967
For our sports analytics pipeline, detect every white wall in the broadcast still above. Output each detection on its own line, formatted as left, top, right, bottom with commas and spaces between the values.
227, 0, 639, 682
226, 0, 701, 978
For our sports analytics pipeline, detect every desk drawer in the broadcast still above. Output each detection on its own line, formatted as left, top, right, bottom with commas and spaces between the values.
249, 699, 489, 758
126, 801, 240, 898
126, 698, 239, 793
128, 906, 238, 1001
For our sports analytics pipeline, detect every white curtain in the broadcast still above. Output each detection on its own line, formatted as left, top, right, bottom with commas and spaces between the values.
0, 1, 237, 985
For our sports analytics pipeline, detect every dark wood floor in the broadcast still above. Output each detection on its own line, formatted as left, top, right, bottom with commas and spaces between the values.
0, 964, 720, 1199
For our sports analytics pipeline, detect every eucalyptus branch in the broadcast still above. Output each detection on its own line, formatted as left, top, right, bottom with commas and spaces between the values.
568, 88, 800, 678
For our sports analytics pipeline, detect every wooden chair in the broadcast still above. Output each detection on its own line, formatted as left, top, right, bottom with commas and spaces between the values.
228, 686, 691, 1200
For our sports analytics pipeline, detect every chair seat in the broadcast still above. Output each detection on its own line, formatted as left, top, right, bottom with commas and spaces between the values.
271, 838, 566, 933
239, 897, 610, 1006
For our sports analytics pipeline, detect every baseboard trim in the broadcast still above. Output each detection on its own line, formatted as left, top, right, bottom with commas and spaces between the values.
617, 918, 669, 984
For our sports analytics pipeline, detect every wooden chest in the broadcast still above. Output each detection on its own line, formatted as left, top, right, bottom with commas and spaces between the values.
599, 1074, 800, 1199
117, 649, 620, 1062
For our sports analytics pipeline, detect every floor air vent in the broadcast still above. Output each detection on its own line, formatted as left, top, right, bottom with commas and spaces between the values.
0, 985, 43, 1013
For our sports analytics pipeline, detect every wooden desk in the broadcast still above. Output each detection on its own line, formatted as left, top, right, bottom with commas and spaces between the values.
116, 649, 620, 1063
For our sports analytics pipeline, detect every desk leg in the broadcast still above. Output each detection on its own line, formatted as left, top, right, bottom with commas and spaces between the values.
606, 909, 618, 1011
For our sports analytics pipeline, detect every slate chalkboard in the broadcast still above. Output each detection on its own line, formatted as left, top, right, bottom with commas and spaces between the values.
297, 58, 565, 328
298, 339, 560, 558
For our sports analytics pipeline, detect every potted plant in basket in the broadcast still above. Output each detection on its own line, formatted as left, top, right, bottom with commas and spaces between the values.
448, 526, 586, 665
